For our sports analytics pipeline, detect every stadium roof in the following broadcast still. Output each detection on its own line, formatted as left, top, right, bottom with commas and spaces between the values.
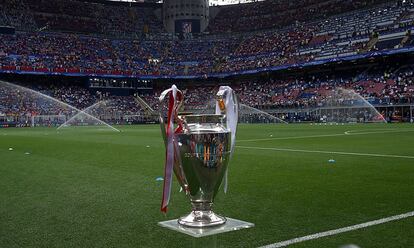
108, 0, 264, 6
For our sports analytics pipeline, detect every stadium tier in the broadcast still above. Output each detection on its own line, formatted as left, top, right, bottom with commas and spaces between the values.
0, 0, 414, 125
1, 65, 413, 125
0, 0, 163, 35
207, 0, 391, 33
0, 1, 413, 78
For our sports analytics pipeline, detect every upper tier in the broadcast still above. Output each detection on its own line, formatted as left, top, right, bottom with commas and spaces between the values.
0, 0, 396, 35
0, 1, 413, 77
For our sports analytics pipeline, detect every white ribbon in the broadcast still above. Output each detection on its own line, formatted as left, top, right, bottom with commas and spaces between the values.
215, 86, 238, 193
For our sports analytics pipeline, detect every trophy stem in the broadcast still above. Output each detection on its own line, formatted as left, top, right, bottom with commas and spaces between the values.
177, 201, 227, 228
191, 201, 213, 211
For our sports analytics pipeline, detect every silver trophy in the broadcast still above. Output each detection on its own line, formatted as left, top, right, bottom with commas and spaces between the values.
159, 86, 238, 228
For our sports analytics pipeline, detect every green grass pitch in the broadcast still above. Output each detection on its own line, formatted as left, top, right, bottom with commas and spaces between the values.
1, 123, 413, 247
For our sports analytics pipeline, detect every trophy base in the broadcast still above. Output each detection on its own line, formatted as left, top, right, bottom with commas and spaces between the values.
178, 211, 226, 227
158, 217, 254, 238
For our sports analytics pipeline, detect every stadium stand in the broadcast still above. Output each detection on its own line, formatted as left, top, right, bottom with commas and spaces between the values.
0, 1, 413, 77
0, 0, 414, 124
0, 0, 163, 36
207, 0, 391, 33
0, 0, 37, 31
2, 65, 413, 125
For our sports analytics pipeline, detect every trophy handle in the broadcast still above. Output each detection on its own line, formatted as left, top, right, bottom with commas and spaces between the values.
216, 86, 239, 193
216, 87, 239, 147
159, 87, 183, 144
158, 86, 189, 199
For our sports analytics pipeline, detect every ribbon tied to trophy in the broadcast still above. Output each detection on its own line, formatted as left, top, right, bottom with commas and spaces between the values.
159, 84, 238, 227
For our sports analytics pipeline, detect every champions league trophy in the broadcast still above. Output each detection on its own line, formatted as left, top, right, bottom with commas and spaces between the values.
157, 85, 254, 237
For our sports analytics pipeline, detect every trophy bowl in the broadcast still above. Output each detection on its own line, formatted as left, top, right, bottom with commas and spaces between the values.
175, 114, 231, 227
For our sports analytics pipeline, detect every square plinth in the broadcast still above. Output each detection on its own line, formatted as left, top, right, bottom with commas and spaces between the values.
158, 217, 254, 238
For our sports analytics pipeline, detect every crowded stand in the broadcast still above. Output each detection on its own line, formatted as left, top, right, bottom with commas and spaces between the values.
207, 0, 390, 33
0, 0, 162, 36
0, 1, 413, 77
2, 66, 413, 125
136, 67, 414, 113
1, 0, 414, 125
0, 0, 37, 31
0, 81, 145, 126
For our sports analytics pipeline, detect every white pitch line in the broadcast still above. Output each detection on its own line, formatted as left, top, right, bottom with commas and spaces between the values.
343, 129, 412, 135
259, 211, 414, 248
238, 129, 414, 143
236, 146, 414, 160
343, 128, 399, 135
238, 133, 347, 142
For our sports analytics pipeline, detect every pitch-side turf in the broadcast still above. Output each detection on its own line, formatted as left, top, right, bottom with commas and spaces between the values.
1, 123, 413, 248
